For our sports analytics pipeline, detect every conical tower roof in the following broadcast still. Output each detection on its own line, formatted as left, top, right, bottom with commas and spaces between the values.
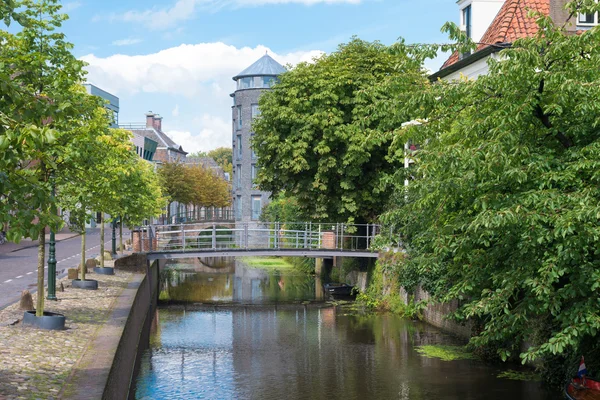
233, 54, 286, 81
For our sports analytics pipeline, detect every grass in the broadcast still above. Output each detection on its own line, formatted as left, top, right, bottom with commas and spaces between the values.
240, 257, 294, 269
415, 345, 477, 361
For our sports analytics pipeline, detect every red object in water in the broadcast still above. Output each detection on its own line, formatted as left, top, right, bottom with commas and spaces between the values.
565, 377, 600, 400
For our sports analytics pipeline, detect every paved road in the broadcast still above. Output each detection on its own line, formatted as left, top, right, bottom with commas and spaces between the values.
0, 229, 129, 310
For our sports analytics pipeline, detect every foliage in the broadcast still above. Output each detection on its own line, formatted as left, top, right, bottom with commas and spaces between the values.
207, 147, 233, 175
356, 256, 425, 319
415, 345, 476, 361
496, 370, 542, 382
158, 161, 230, 219
260, 192, 302, 222
253, 38, 429, 224
379, 2, 600, 371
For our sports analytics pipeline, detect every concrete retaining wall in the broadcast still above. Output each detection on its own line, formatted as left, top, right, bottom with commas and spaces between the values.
102, 260, 159, 400
399, 285, 472, 339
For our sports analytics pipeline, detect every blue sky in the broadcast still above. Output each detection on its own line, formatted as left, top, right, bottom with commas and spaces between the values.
58, 0, 459, 153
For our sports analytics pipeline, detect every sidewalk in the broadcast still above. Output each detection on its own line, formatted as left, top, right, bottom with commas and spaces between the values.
0, 228, 82, 255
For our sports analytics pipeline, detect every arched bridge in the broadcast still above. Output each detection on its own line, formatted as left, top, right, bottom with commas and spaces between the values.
135, 222, 383, 261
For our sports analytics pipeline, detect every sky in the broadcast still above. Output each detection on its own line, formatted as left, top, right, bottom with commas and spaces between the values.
58, 0, 459, 154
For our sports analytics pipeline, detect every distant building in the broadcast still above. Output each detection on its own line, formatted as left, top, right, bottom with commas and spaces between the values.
231, 54, 286, 222
121, 112, 187, 164
84, 84, 119, 127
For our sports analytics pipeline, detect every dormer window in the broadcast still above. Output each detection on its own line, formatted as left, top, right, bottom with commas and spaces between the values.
462, 5, 472, 38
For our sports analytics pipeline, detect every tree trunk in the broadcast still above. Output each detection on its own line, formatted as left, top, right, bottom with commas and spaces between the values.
100, 213, 105, 268
167, 202, 172, 224
36, 230, 45, 317
119, 216, 123, 255
80, 231, 86, 280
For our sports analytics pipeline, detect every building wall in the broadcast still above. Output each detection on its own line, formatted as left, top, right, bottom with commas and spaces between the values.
441, 53, 500, 81
232, 88, 271, 222
457, 0, 505, 43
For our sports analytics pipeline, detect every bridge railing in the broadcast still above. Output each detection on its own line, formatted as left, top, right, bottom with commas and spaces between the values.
141, 222, 381, 253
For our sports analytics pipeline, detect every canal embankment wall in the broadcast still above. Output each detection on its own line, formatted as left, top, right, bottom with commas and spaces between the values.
336, 255, 471, 340
101, 256, 159, 400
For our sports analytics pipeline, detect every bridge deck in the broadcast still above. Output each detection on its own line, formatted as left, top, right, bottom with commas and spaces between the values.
147, 248, 379, 260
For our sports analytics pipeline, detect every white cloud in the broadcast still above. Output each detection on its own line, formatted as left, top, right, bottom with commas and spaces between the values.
166, 115, 230, 153
112, 38, 143, 46
98, 0, 361, 30
62, 1, 82, 13
82, 43, 323, 153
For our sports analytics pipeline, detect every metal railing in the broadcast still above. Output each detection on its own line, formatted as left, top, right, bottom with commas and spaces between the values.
141, 222, 381, 253
161, 208, 235, 225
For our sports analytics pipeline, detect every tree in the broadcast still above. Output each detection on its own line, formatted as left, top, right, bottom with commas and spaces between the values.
380, 2, 600, 377
187, 150, 208, 158
157, 161, 195, 221
252, 38, 427, 224
207, 147, 233, 175
0, 0, 104, 316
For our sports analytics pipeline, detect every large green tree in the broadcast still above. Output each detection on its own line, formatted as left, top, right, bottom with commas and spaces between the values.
0, 0, 105, 315
380, 2, 600, 378
252, 38, 428, 224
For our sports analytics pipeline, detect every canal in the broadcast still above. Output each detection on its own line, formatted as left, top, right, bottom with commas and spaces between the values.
134, 258, 559, 400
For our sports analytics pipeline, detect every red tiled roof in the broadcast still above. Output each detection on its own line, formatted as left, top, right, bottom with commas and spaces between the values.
441, 0, 550, 69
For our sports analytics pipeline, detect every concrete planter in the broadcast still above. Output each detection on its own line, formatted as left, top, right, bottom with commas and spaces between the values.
94, 267, 115, 275
72, 279, 99, 290
22, 310, 66, 330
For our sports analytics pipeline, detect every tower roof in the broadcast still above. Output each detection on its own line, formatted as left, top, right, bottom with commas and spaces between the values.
233, 54, 286, 81
440, 0, 550, 70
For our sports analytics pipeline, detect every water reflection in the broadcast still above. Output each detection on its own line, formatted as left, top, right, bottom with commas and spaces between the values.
135, 259, 559, 400
136, 307, 558, 400
159, 258, 322, 304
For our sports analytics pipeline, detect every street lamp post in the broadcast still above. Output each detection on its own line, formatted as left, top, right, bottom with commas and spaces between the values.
111, 218, 117, 256
47, 176, 57, 301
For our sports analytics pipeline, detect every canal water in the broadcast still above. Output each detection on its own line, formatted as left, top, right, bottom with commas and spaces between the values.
134, 258, 559, 400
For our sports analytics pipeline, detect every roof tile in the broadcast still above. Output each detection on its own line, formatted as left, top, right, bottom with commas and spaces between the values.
441, 0, 550, 69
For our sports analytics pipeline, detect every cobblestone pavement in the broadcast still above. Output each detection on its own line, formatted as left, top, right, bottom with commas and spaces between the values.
0, 260, 134, 400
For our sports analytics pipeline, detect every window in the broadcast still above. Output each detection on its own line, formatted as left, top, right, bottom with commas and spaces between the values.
239, 77, 253, 90
579, 11, 598, 26
237, 106, 242, 129
251, 104, 260, 119
236, 135, 242, 159
462, 5, 472, 38
251, 164, 259, 188
251, 196, 262, 220
251, 133, 257, 159
236, 165, 242, 189
263, 76, 276, 88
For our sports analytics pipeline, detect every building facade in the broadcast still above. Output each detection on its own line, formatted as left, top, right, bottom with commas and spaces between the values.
431, 0, 587, 82
83, 84, 119, 127
231, 54, 286, 222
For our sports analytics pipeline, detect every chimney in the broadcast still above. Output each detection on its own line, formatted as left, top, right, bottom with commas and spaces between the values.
550, 0, 576, 33
145, 111, 155, 128
153, 114, 163, 131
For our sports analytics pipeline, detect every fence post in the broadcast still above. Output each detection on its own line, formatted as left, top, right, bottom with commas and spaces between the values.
244, 223, 249, 249
340, 224, 344, 250
212, 223, 217, 249
303, 223, 308, 249
182, 225, 186, 252
318, 224, 321, 249
276, 222, 280, 249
